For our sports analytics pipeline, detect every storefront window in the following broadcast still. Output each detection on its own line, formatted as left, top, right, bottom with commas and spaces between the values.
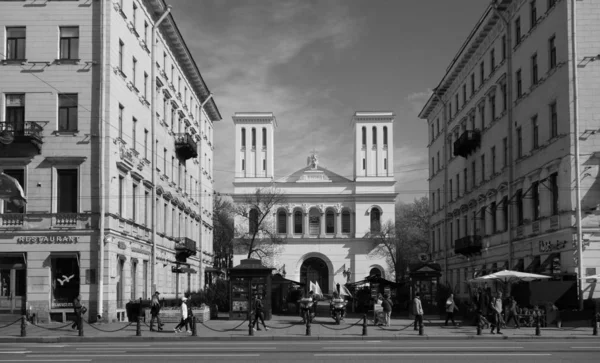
51, 255, 80, 308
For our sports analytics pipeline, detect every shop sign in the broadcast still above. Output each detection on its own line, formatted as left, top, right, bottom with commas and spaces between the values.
17, 236, 79, 244
539, 240, 568, 253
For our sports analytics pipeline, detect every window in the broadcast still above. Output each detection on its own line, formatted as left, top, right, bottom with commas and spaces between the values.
463, 168, 467, 194
437, 188, 441, 209
383, 126, 388, 146
550, 101, 558, 138
118, 175, 124, 215
162, 52, 166, 70
462, 84, 467, 104
437, 151, 440, 171
503, 137, 508, 168
241, 128, 246, 147
262, 159, 266, 171
515, 17, 521, 45
490, 94, 496, 120
481, 153, 485, 181
170, 65, 174, 81
162, 148, 167, 173
342, 210, 350, 233
57, 169, 77, 213
384, 158, 387, 170
132, 117, 137, 151
431, 124, 434, 142
516, 189, 524, 225
294, 211, 303, 234
435, 119, 439, 135
118, 104, 124, 139
471, 161, 476, 188
58, 94, 78, 131
251, 128, 256, 147
548, 0, 557, 9
5, 94, 25, 134
480, 104, 485, 129
516, 126, 523, 158
550, 172, 558, 215
530, 0, 537, 28
326, 210, 335, 234
262, 128, 267, 148
490, 48, 495, 70
516, 69, 522, 98
491, 202, 497, 233
370, 208, 381, 233
480, 61, 485, 85
241, 159, 245, 171
144, 21, 149, 44
431, 157, 434, 175
372, 126, 377, 145
249, 209, 259, 234
2, 169, 25, 213
501, 35, 507, 61
277, 210, 287, 234
449, 179, 453, 200
143, 72, 148, 98
362, 158, 366, 170
531, 53, 538, 85
132, 183, 138, 221
532, 181, 540, 220
59, 27, 79, 60
470, 73, 475, 94
118, 39, 124, 70
456, 173, 460, 197
144, 189, 149, 226
6, 27, 26, 60
143, 129, 148, 159
132, 2, 138, 29
501, 83, 507, 111
532, 115, 539, 149
491, 146, 496, 174
549, 35, 556, 69
132, 57, 137, 86
432, 191, 436, 211
455, 94, 459, 112
502, 197, 509, 231
51, 256, 80, 309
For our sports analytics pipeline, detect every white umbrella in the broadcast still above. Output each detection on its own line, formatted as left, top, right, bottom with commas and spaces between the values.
0, 172, 26, 208
581, 274, 600, 280
470, 269, 551, 283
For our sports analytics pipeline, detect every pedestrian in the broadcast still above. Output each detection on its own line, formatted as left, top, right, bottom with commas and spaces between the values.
490, 291, 503, 334
381, 293, 392, 327
505, 296, 520, 329
413, 292, 424, 331
444, 293, 459, 326
71, 294, 86, 330
149, 291, 164, 331
252, 294, 269, 331
174, 296, 190, 333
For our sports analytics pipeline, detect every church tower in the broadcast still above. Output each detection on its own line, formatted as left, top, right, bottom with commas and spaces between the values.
232, 112, 277, 182
353, 111, 394, 181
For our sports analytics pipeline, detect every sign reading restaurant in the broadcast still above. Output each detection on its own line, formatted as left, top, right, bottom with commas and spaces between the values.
17, 236, 79, 244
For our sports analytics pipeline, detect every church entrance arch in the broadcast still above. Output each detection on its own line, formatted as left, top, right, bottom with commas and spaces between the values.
300, 257, 329, 295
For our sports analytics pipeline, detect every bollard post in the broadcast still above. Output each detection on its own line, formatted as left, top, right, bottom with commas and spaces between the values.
136, 315, 142, 337
362, 314, 367, 336
306, 314, 311, 336
248, 313, 254, 336
419, 322, 424, 336
20, 315, 26, 337
78, 315, 84, 337
593, 314, 598, 336
192, 316, 198, 337
535, 315, 541, 336
476, 312, 482, 335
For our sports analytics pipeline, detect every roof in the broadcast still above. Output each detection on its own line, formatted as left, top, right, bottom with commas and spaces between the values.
276, 165, 352, 184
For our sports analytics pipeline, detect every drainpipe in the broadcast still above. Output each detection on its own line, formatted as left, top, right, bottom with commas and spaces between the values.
492, 1, 514, 271
151, 5, 172, 295
570, 0, 584, 311
431, 91, 448, 284
197, 93, 212, 289
97, 0, 107, 322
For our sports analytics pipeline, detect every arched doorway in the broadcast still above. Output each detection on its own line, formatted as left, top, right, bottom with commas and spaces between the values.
369, 267, 382, 278
300, 257, 328, 294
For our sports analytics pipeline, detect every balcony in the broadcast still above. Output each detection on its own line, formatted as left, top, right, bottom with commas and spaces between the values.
175, 237, 197, 257
0, 121, 45, 157
174, 133, 198, 160
454, 235, 483, 256
453, 130, 481, 158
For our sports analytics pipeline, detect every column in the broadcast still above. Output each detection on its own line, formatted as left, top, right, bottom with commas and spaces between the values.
303, 212, 309, 238
335, 212, 342, 238
319, 213, 326, 238
287, 212, 293, 238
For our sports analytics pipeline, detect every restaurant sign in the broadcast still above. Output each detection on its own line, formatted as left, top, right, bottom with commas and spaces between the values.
538, 239, 568, 253
17, 236, 79, 244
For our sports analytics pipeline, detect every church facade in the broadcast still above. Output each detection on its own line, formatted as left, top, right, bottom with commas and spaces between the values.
231, 112, 397, 293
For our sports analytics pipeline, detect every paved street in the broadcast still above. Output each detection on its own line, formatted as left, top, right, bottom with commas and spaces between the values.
0, 339, 599, 362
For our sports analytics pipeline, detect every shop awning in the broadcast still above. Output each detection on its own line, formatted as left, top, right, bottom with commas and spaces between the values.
513, 259, 524, 272
539, 253, 561, 274
525, 256, 541, 273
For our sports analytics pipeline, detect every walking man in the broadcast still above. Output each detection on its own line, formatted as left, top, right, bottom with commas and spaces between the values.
445, 293, 458, 326
413, 292, 424, 331
252, 294, 269, 331
490, 291, 503, 334
149, 291, 164, 331
71, 295, 84, 330
505, 296, 520, 329
381, 293, 392, 327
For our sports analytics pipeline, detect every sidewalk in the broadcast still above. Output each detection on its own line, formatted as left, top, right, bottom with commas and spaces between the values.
0, 314, 597, 343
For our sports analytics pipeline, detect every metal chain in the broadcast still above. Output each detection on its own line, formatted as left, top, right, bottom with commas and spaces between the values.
377, 321, 415, 332
314, 317, 364, 331
83, 320, 134, 333
199, 318, 248, 333
31, 321, 74, 331
264, 322, 299, 330
0, 318, 22, 330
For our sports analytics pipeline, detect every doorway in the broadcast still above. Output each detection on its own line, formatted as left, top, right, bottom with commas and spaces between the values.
0, 254, 26, 314
300, 257, 328, 295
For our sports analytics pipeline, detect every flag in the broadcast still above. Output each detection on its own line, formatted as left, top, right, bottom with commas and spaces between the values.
340, 285, 352, 298
0, 172, 26, 208
314, 281, 323, 299
309, 281, 316, 294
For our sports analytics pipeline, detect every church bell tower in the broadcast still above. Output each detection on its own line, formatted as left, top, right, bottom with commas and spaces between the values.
232, 112, 277, 183
353, 111, 394, 181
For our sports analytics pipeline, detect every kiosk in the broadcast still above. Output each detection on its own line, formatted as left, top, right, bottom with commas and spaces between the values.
228, 259, 273, 320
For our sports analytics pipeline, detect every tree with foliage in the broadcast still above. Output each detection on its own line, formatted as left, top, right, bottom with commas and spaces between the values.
370, 196, 430, 282
233, 187, 287, 266
212, 195, 235, 271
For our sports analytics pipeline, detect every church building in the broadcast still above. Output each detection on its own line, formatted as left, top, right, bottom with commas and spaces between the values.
231, 111, 397, 293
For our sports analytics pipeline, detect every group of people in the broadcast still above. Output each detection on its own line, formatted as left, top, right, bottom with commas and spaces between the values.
472, 288, 527, 333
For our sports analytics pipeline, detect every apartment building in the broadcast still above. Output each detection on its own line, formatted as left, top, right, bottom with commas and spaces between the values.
419, 0, 600, 304
0, 0, 221, 322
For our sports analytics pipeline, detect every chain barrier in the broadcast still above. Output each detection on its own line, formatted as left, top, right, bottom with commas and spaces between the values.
264, 321, 301, 330
83, 320, 134, 333
376, 321, 416, 332
314, 317, 364, 331
0, 318, 22, 330
31, 321, 73, 331
199, 318, 248, 333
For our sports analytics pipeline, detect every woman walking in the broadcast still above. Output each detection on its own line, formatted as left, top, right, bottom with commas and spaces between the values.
174, 297, 190, 333
445, 293, 459, 326
149, 291, 163, 331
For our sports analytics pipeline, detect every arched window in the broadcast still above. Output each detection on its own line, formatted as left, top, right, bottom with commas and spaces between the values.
325, 210, 335, 234
249, 209, 259, 234
251, 128, 256, 147
361, 126, 366, 146
341, 210, 351, 233
277, 210, 286, 234
262, 128, 267, 148
241, 128, 246, 147
370, 208, 381, 233
372, 126, 377, 145
369, 267, 382, 277
294, 211, 303, 234
383, 126, 388, 146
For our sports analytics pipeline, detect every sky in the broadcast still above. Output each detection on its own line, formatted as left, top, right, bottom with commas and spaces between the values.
169, 0, 489, 203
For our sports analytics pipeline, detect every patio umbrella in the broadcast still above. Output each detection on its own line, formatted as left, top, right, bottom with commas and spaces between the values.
470, 269, 551, 283
581, 274, 600, 280
0, 172, 27, 207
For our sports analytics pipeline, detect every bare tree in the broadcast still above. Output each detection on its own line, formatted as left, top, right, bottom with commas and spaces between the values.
212, 195, 235, 271
233, 187, 287, 265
